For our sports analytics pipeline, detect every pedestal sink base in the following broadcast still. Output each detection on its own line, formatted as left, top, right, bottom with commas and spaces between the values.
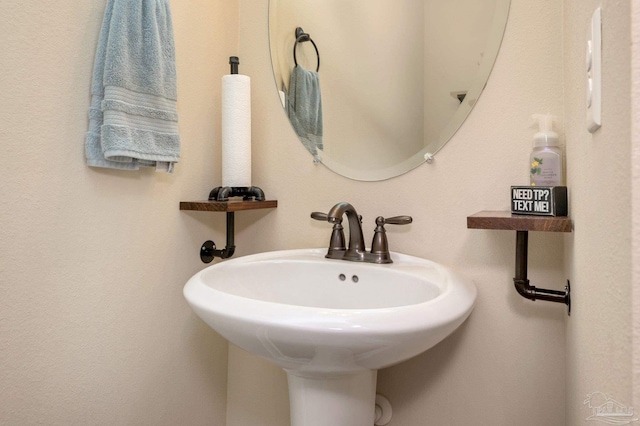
286, 370, 377, 426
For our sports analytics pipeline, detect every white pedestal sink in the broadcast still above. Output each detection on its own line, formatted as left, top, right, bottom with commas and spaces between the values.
184, 249, 476, 426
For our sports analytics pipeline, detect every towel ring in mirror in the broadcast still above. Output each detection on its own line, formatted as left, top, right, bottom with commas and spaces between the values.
293, 27, 320, 72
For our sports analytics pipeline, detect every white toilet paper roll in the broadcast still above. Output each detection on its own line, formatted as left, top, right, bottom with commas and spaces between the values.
221, 74, 251, 188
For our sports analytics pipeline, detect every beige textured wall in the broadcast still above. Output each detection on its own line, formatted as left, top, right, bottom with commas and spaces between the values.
633, 1, 640, 417
2, 1, 634, 425
564, 1, 634, 424
0, 0, 237, 424
228, 1, 567, 425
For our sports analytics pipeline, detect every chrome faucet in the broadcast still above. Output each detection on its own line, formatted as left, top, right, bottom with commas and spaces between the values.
312, 202, 412, 264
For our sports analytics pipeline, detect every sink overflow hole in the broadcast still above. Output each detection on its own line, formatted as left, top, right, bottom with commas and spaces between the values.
339, 274, 346, 281
352, 275, 359, 283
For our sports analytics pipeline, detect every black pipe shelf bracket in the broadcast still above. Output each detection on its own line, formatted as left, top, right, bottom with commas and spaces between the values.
179, 199, 278, 263
467, 211, 572, 315
199, 211, 236, 262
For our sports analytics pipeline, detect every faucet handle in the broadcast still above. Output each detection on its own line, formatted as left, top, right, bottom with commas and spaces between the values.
377, 216, 413, 226
312, 211, 363, 224
370, 216, 413, 263
311, 212, 346, 256
311, 211, 329, 221
314, 211, 363, 223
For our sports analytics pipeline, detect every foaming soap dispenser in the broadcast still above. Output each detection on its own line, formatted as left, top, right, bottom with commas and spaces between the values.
530, 114, 563, 187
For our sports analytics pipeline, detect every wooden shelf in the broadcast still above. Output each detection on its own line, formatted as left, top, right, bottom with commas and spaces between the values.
180, 200, 277, 212
467, 210, 572, 233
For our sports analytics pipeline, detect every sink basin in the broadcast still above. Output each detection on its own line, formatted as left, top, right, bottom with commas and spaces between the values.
184, 248, 476, 426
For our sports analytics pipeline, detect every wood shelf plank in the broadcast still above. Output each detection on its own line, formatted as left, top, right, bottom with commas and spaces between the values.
180, 200, 277, 212
467, 210, 572, 233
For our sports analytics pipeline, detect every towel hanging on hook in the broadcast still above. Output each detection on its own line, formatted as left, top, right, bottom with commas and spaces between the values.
293, 27, 320, 72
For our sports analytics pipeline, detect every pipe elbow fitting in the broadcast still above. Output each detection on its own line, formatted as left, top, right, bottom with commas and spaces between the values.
513, 278, 536, 301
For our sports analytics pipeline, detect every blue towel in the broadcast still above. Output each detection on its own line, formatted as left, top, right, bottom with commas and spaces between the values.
286, 65, 323, 156
86, 0, 180, 172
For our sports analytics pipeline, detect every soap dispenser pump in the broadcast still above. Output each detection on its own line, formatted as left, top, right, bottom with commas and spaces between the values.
530, 114, 563, 186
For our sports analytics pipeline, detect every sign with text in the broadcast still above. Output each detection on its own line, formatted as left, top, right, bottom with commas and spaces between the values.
511, 186, 568, 216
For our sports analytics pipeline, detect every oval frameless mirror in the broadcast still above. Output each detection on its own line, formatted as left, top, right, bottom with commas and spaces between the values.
269, 0, 511, 181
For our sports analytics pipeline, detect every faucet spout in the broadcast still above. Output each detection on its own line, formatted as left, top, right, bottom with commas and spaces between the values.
327, 202, 366, 260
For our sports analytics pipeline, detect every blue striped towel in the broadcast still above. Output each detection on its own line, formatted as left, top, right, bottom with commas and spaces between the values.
86, 0, 180, 172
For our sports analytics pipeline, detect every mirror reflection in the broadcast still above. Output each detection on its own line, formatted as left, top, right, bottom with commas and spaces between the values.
269, 0, 510, 181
